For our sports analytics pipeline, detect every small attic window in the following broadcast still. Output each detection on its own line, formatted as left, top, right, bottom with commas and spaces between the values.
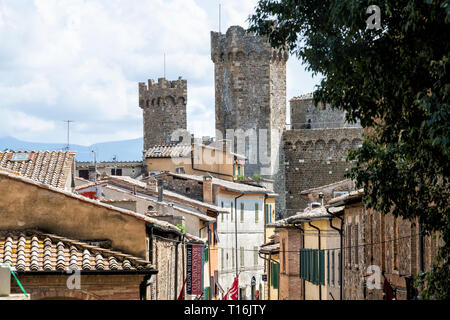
11, 153, 30, 161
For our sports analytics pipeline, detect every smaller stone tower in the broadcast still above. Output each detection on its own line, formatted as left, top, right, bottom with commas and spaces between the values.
139, 77, 187, 150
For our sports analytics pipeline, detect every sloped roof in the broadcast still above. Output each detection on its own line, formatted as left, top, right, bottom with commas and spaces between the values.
103, 175, 228, 213
268, 205, 344, 227
0, 230, 154, 273
145, 143, 246, 159
0, 151, 75, 189
155, 172, 274, 195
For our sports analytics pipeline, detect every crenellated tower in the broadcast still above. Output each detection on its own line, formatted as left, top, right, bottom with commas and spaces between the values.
211, 25, 288, 216
139, 77, 187, 150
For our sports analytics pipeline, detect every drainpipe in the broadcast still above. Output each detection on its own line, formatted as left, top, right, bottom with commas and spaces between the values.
327, 207, 344, 300
139, 274, 153, 300
258, 251, 280, 300
308, 220, 322, 300
174, 240, 179, 300
293, 223, 306, 300
234, 193, 244, 283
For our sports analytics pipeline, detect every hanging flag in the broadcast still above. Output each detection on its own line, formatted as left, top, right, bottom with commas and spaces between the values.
222, 292, 228, 300
228, 273, 240, 300
177, 277, 188, 300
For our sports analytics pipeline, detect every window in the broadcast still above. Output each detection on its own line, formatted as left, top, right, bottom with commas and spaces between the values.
176, 167, 185, 174
240, 203, 244, 223
221, 201, 224, 222
269, 205, 272, 223
231, 202, 234, 222
255, 203, 259, 223
327, 250, 330, 285
332, 250, 335, 286
254, 246, 258, 266
347, 224, 352, 266
354, 223, 359, 265
264, 204, 269, 224
79, 170, 89, 180
232, 247, 235, 268
271, 262, 279, 289
221, 248, 224, 270
240, 247, 244, 267
282, 240, 286, 273
300, 249, 325, 285
111, 168, 122, 176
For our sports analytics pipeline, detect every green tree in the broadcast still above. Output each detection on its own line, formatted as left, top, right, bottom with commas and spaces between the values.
249, 0, 449, 299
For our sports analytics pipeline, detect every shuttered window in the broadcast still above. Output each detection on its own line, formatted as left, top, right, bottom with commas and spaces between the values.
255, 203, 259, 223
332, 250, 335, 286
300, 249, 325, 286
221, 202, 224, 222
327, 250, 330, 285
240, 247, 244, 267
354, 223, 359, 265
231, 202, 234, 222
347, 224, 352, 265
265, 204, 269, 224
271, 262, 279, 289
240, 203, 244, 223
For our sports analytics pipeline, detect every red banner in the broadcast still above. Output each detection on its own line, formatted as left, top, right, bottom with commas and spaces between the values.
187, 244, 203, 295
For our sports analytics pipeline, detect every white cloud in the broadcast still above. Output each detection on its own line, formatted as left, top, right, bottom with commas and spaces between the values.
0, 0, 319, 145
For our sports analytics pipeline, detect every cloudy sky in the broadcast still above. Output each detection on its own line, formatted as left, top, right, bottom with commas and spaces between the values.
0, 0, 320, 145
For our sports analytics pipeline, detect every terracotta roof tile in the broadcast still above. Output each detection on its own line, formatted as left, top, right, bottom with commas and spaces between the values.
0, 230, 153, 272
0, 151, 75, 190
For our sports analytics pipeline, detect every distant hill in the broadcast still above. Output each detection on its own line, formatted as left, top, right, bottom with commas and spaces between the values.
0, 136, 144, 162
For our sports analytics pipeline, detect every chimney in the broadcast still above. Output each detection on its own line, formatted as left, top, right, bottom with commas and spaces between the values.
0, 264, 11, 297
157, 179, 163, 202
203, 175, 213, 203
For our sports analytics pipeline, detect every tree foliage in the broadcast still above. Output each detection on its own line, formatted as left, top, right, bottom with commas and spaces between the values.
249, 0, 449, 299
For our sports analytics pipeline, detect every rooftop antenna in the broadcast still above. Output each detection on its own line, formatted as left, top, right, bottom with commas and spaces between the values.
219, 2, 221, 33
63, 120, 74, 151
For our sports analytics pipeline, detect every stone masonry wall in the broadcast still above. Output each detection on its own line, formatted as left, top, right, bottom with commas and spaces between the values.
283, 128, 363, 216
139, 77, 187, 150
11, 274, 144, 300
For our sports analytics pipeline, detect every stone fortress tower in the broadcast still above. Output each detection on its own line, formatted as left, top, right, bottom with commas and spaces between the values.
284, 94, 363, 216
139, 77, 187, 150
211, 25, 288, 216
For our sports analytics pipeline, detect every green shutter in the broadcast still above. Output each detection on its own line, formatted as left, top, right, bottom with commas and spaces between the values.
271, 262, 279, 289
204, 242, 209, 262
319, 250, 325, 285
203, 287, 210, 300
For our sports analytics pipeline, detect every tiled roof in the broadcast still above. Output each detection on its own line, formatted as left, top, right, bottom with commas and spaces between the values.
145, 143, 246, 159
0, 230, 153, 272
268, 205, 345, 227
155, 172, 273, 194
145, 144, 192, 158
103, 175, 228, 213
0, 151, 75, 189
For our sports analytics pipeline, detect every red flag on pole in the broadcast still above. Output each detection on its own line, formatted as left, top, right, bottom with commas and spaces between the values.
222, 292, 228, 300
177, 277, 188, 300
228, 273, 240, 300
